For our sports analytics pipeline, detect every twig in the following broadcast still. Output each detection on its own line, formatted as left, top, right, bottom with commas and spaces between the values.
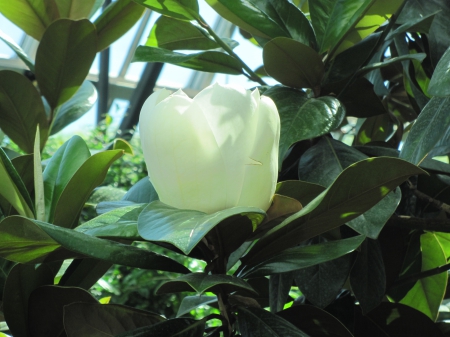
390, 262, 450, 289
407, 180, 450, 215
387, 215, 450, 232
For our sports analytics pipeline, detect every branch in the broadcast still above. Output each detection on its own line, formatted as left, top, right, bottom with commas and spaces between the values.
407, 180, 450, 215
390, 262, 450, 289
387, 215, 450, 232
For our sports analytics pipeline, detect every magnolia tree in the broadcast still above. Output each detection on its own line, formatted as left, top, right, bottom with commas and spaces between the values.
0, 0, 449, 336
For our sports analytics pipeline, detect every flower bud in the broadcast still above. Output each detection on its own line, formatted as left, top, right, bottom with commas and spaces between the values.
139, 83, 280, 214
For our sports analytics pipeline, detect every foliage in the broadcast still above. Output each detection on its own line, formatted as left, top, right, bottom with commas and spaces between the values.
0, 0, 450, 336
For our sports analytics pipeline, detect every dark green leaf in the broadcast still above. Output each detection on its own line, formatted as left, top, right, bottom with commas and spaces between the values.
263, 37, 324, 89
115, 318, 204, 337
95, 0, 145, 51
358, 53, 427, 76
355, 114, 395, 145
294, 238, 353, 308
29, 285, 98, 337
157, 273, 256, 295
400, 96, 450, 165
133, 0, 199, 20
43, 135, 91, 223
0, 0, 58, 40
76, 204, 145, 239
278, 305, 354, 337
35, 19, 97, 109
0, 30, 35, 71
275, 180, 326, 206
0, 147, 34, 217
400, 232, 447, 321
205, 0, 287, 39
388, 11, 438, 38
54, 0, 97, 19
242, 157, 425, 267
133, 46, 243, 74
64, 302, 165, 336
147, 15, 219, 50
0, 258, 14, 301
50, 81, 97, 135
123, 176, 159, 203
177, 295, 217, 317
350, 238, 385, 314
240, 235, 364, 278
138, 201, 264, 255
263, 86, 345, 166
58, 258, 112, 290
53, 149, 124, 229
3, 264, 54, 337
0, 70, 48, 153
34, 127, 45, 221
269, 272, 294, 312
428, 46, 450, 96
236, 306, 309, 337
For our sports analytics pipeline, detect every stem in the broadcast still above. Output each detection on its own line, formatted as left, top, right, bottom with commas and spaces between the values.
217, 291, 233, 337
196, 16, 267, 86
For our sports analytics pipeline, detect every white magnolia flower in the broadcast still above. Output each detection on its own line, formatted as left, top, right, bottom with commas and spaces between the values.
139, 83, 280, 214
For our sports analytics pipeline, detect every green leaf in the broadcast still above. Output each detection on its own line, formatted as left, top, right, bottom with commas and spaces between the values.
0, 70, 48, 153
94, 0, 145, 51
241, 157, 425, 268
123, 177, 159, 203
176, 295, 217, 317
275, 180, 326, 206
240, 235, 364, 278
236, 306, 309, 337
263, 37, 324, 89
50, 81, 98, 135
115, 318, 204, 337
133, 0, 199, 20
298, 138, 401, 239
147, 15, 220, 51
3, 264, 54, 337
269, 272, 294, 312
157, 273, 256, 295
388, 11, 438, 38
0, 147, 34, 218
54, 0, 97, 19
76, 204, 145, 239
355, 113, 395, 145
28, 285, 98, 337
357, 53, 427, 76
33, 127, 45, 222
428, 46, 450, 96
350, 238, 386, 314
133, 46, 243, 75
400, 97, 450, 165
0, 29, 35, 71
43, 135, 91, 223
400, 232, 447, 321
35, 19, 97, 109
64, 302, 165, 336
0, 0, 58, 40
263, 86, 345, 166
138, 201, 265, 255
113, 138, 134, 155
53, 149, 124, 229
205, 0, 288, 39
58, 258, 112, 290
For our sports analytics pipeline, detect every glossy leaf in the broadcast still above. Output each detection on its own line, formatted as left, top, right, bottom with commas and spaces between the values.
263, 86, 345, 166
400, 97, 450, 165
0, 147, 34, 217
115, 318, 204, 337
358, 53, 427, 76
35, 19, 97, 109
29, 285, 98, 337
133, 0, 199, 20
355, 114, 394, 145
176, 295, 217, 317
122, 176, 159, 203
240, 235, 364, 278
0, 29, 35, 71
54, 0, 97, 19
3, 264, 54, 337
298, 138, 401, 239
278, 305, 354, 337
58, 258, 112, 289
43, 135, 91, 223
204, 0, 287, 39
242, 157, 425, 267
147, 15, 219, 51
138, 201, 264, 255
64, 302, 165, 336
157, 273, 256, 295
133, 46, 242, 74
350, 238, 386, 314
94, 0, 145, 51
400, 232, 447, 321
269, 272, 294, 312
0, 0, 58, 40
53, 149, 124, 229
236, 306, 309, 337
33, 127, 45, 222
76, 203, 145, 239
263, 37, 324, 89
50, 81, 98, 135
275, 180, 326, 206
0, 70, 48, 153
428, 46, 450, 96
